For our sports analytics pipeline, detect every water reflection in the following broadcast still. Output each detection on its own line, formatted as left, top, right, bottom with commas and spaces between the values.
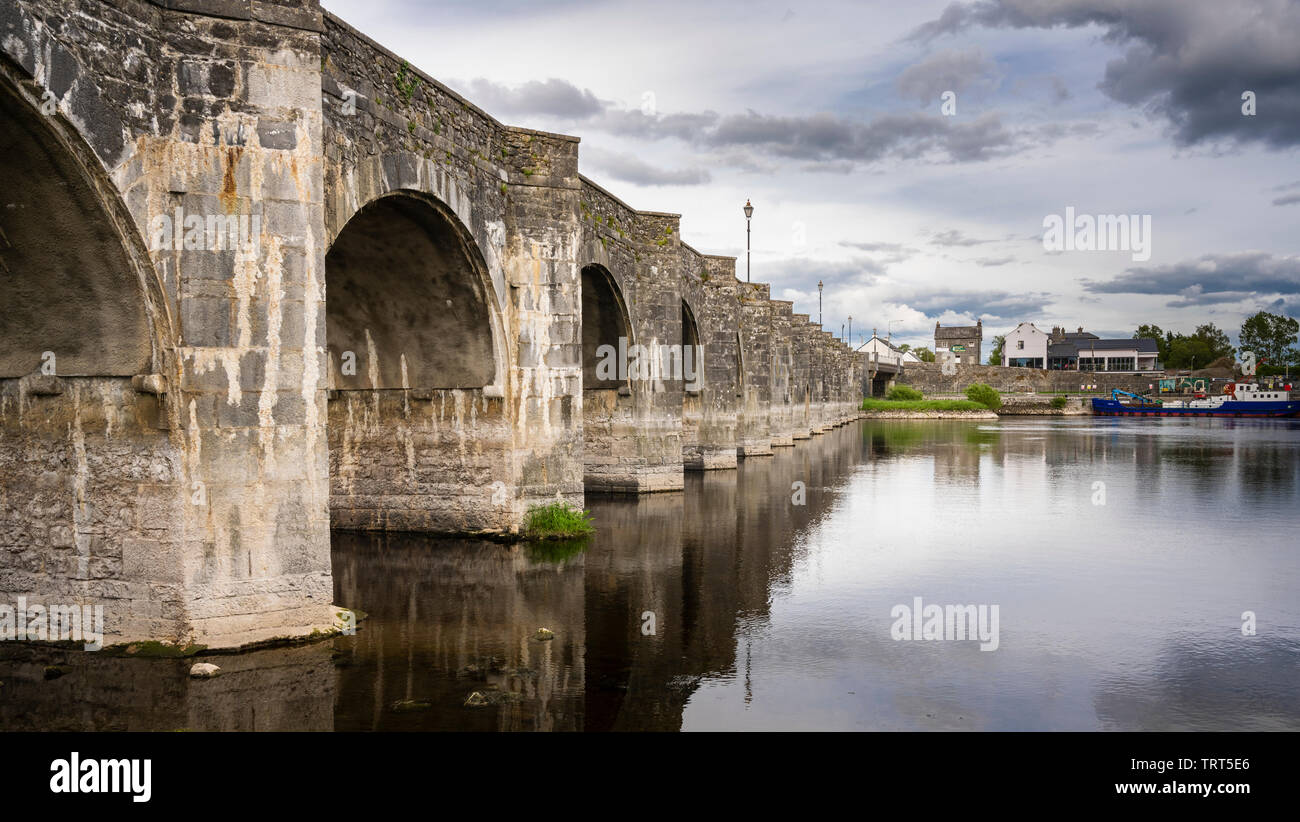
0, 642, 334, 731
2, 417, 1297, 730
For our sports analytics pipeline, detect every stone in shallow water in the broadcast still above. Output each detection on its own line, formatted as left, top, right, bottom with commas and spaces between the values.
533, 628, 554, 641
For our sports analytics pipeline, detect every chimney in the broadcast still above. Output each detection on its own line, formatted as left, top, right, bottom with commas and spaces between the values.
1077, 326, 1084, 334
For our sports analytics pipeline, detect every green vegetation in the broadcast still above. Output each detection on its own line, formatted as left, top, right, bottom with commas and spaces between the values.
1134, 322, 1236, 369
861, 398, 985, 412
1050, 395, 1069, 409
523, 502, 595, 540
910, 346, 936, 362
987, 335, 1006, 366
884, 384, 923, 401
395, 60, 421, 106
965, 383, 1002, 409
1239, 310, 1299, 374
103, 641, 207, 658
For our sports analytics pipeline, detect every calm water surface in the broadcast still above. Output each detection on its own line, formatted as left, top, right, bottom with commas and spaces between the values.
4, 418, 1298, 730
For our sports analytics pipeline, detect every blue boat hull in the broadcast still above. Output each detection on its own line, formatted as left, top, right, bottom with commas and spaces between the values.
1091, 399, 1300, 418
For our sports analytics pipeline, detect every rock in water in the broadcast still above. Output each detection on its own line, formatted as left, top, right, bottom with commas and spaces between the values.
533, 628, 554, 641
189, 662, 221, 678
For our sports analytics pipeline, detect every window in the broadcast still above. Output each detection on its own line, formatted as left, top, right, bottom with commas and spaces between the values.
1017, 340, 1024, 350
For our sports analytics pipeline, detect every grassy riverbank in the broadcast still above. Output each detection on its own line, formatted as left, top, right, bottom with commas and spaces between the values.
861, 398, 986, 412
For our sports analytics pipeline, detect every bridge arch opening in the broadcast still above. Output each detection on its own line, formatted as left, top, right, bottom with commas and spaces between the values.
0, 62, 181, 642
681, 299, 702, 393
581, 264, 632, 390
325, 190, 508, 533
0, 71, 158, 377
325, 191, 499, 390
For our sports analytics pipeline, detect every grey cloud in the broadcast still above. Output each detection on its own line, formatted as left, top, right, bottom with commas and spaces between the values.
768, 256, 887, 288
1051, 76, 1072, 103
1082, 251, 1300, 307
582, 148, 711, 186
893, 289, 1053, 319
975, 256, 1015, 266
929, 229, 992, 247
910, 0, 1300, 148
461, 82, 1072, 171
459, 77, 606, 119
1273, 193, 1300, 206
896, 48, 1001, 105
840, 241, 916, 255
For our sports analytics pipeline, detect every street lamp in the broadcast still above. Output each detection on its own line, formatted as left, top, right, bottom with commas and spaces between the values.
743, 199, 754, 282
848, 315, 852, 345
817, 280, 823, 327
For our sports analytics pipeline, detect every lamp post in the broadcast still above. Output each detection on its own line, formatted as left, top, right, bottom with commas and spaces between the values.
743, 199, 753, 282
848, 315, 852, 345
817, 280, 823, 327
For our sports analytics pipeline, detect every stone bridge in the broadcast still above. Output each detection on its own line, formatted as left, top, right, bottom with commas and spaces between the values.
0, 0, 864, 648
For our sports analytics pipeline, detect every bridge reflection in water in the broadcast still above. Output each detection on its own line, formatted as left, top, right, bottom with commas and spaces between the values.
4, 418, 1298, 731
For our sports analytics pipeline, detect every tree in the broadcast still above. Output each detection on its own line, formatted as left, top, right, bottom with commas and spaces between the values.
987, 335, 1005, 366
1192, 323, 1234, 362
1134, 324, 1167, 361
1239, 311, 1299, 371
912, 346, 936, 362
1165, 336, 1214, 370
897, 343, 911, 352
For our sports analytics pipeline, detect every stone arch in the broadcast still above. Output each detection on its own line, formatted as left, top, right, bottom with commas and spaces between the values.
0, 60, 172, 378
325, 190, 504, 392
680, 298, 702, 393
582, 263, 634, 389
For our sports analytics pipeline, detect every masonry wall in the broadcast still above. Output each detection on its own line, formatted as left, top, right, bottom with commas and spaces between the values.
789, 316, 815, 439
689, 254, 743, 469
320, 13, 585, 526
1, 0, 338, 648
767, 302, 797, 447
738, 283, 774, 456
578, 178, 684, 492
900, 362, 1164, 395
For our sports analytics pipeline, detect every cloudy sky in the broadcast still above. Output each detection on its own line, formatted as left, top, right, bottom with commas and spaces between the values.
322, 0, 1300, 353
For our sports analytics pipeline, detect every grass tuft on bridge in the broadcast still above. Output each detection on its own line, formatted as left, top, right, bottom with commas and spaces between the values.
524, 502, 596, 540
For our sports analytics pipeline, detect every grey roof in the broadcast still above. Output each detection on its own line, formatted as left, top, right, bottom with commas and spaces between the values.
1079, 338, 1159, 352
1049, 338, 1159, 357
1062, 331, 1099, 341
935, 325, 981, 340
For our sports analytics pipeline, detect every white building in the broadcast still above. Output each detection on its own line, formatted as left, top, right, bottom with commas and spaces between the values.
859, 333, 909, 367
1003, 322, 1050, 369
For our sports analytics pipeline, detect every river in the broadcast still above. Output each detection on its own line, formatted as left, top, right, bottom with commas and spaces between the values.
3, 417, 1297, 730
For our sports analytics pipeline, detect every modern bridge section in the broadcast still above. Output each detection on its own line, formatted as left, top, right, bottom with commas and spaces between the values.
0, 0, 863, 648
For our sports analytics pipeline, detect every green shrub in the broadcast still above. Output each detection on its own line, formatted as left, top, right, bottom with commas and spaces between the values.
1050, 395, 1068, 409
884, 384, 923, 401
965, 383, 1002, 410
523, 502, 595, 540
